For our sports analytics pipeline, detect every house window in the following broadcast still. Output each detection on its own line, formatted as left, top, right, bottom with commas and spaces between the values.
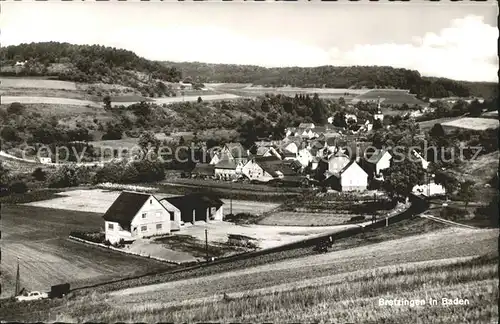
156, 224, 162, 230
142, 213, 146, 218
150, 199, 152, 204
108, 223, 114, 230
141, 225, 147, 232
169, 211, 175, 221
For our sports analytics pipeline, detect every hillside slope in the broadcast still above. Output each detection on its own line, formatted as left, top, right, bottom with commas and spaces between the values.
0, 42, 182, 94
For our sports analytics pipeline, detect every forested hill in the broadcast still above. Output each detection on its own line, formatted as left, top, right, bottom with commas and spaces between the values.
165, 61, 497, 99
0, 42, 182, 84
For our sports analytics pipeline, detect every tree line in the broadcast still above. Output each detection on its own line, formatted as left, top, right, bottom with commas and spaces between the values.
165, 61, 496, 99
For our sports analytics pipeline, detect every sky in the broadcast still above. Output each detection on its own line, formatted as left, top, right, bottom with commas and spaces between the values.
1, 1, 497, 82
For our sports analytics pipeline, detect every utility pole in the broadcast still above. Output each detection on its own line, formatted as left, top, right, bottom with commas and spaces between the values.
230, 180, 233, 215
15, 257, 20, 297
386, 216, 389, 227
205, 228, 208, 263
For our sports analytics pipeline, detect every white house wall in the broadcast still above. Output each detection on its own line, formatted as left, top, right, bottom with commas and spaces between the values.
159, 200, 182, 231
375, 152, 392, 175
104, 221, 133, 244
130, 197, 171, 238
341, 163, 368, 192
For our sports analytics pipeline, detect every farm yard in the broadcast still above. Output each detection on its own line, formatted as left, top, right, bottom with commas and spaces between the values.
38, 226, 498, 323
441, 117, 499, 131
351, 89, 425, 105
0, 204, 174, 299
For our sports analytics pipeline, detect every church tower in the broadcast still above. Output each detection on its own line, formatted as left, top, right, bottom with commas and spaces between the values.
374, 97, 384, 122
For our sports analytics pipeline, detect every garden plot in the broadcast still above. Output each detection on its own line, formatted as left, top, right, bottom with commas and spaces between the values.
258, 211, 364, 226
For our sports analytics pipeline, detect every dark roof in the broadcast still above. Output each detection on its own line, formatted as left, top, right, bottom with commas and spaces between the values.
102, 192, 152, 230
255, 155, 281, 163
258, 159, 297, 177
163, 193, 224, 211
280, 149, 296, 157
191, 163, 215, 175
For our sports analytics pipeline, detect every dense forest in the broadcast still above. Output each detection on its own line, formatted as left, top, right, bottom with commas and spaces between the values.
166, 61, 497, 99
0, 42, 182, 85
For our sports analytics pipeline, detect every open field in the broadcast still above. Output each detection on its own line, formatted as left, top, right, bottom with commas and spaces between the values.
18, 226, 496, 323
206, 83, 368, 98
441, 117, 499, 131
258, 211, 365, 226
352, 89, 425, 105
0, 205, 174, 299
154, 93, 242, 104
1, 95, 101, 107
0, 77, 77, 90
23, 189, 173, 214
23, 188, 280, 217
417, 116, 462, 132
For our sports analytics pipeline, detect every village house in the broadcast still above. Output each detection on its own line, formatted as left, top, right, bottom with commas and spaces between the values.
256, 146, 282, 159
214, 157, 239, 180
160, 193, 224, 225
241, 156, 298, 182
190, 163, 215, 179
221, 142, 249, 165
363, 149, 392, 178
324, 160, 368, 192
280, 139, 301, 154
102, 191, 172, 244
297, 146, 314, 168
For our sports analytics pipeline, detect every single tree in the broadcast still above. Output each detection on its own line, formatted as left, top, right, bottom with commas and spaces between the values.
429, 123, 445, 139
103, 95, 112, 110
457, 180, 475, 210
373, 118, 383, 130
382, 158, 426, 201
197, 96, 203, 103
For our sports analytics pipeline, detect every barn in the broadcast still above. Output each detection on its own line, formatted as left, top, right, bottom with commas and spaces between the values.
160, 193, 224, 224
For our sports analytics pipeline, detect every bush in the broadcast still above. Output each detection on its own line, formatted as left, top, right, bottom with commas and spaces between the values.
440, 207, 468, 221
348, 215, 365, 223
32, 168, 47, 181
70, 231, 105, 244
9, 181, 28, 194
7, 102, 25, 115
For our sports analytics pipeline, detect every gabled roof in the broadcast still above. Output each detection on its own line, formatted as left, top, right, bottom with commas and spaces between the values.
163, 193, 224, 211
215, 157, 237, 170
102, 191, 153, 230
255, 157, 297, 177
224, 142, 248, 158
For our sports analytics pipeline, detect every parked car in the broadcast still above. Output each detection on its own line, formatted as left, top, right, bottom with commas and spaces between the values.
15, 291, 49, 302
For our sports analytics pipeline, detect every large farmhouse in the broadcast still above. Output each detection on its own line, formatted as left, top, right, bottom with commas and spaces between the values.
102, 191, 172, 244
